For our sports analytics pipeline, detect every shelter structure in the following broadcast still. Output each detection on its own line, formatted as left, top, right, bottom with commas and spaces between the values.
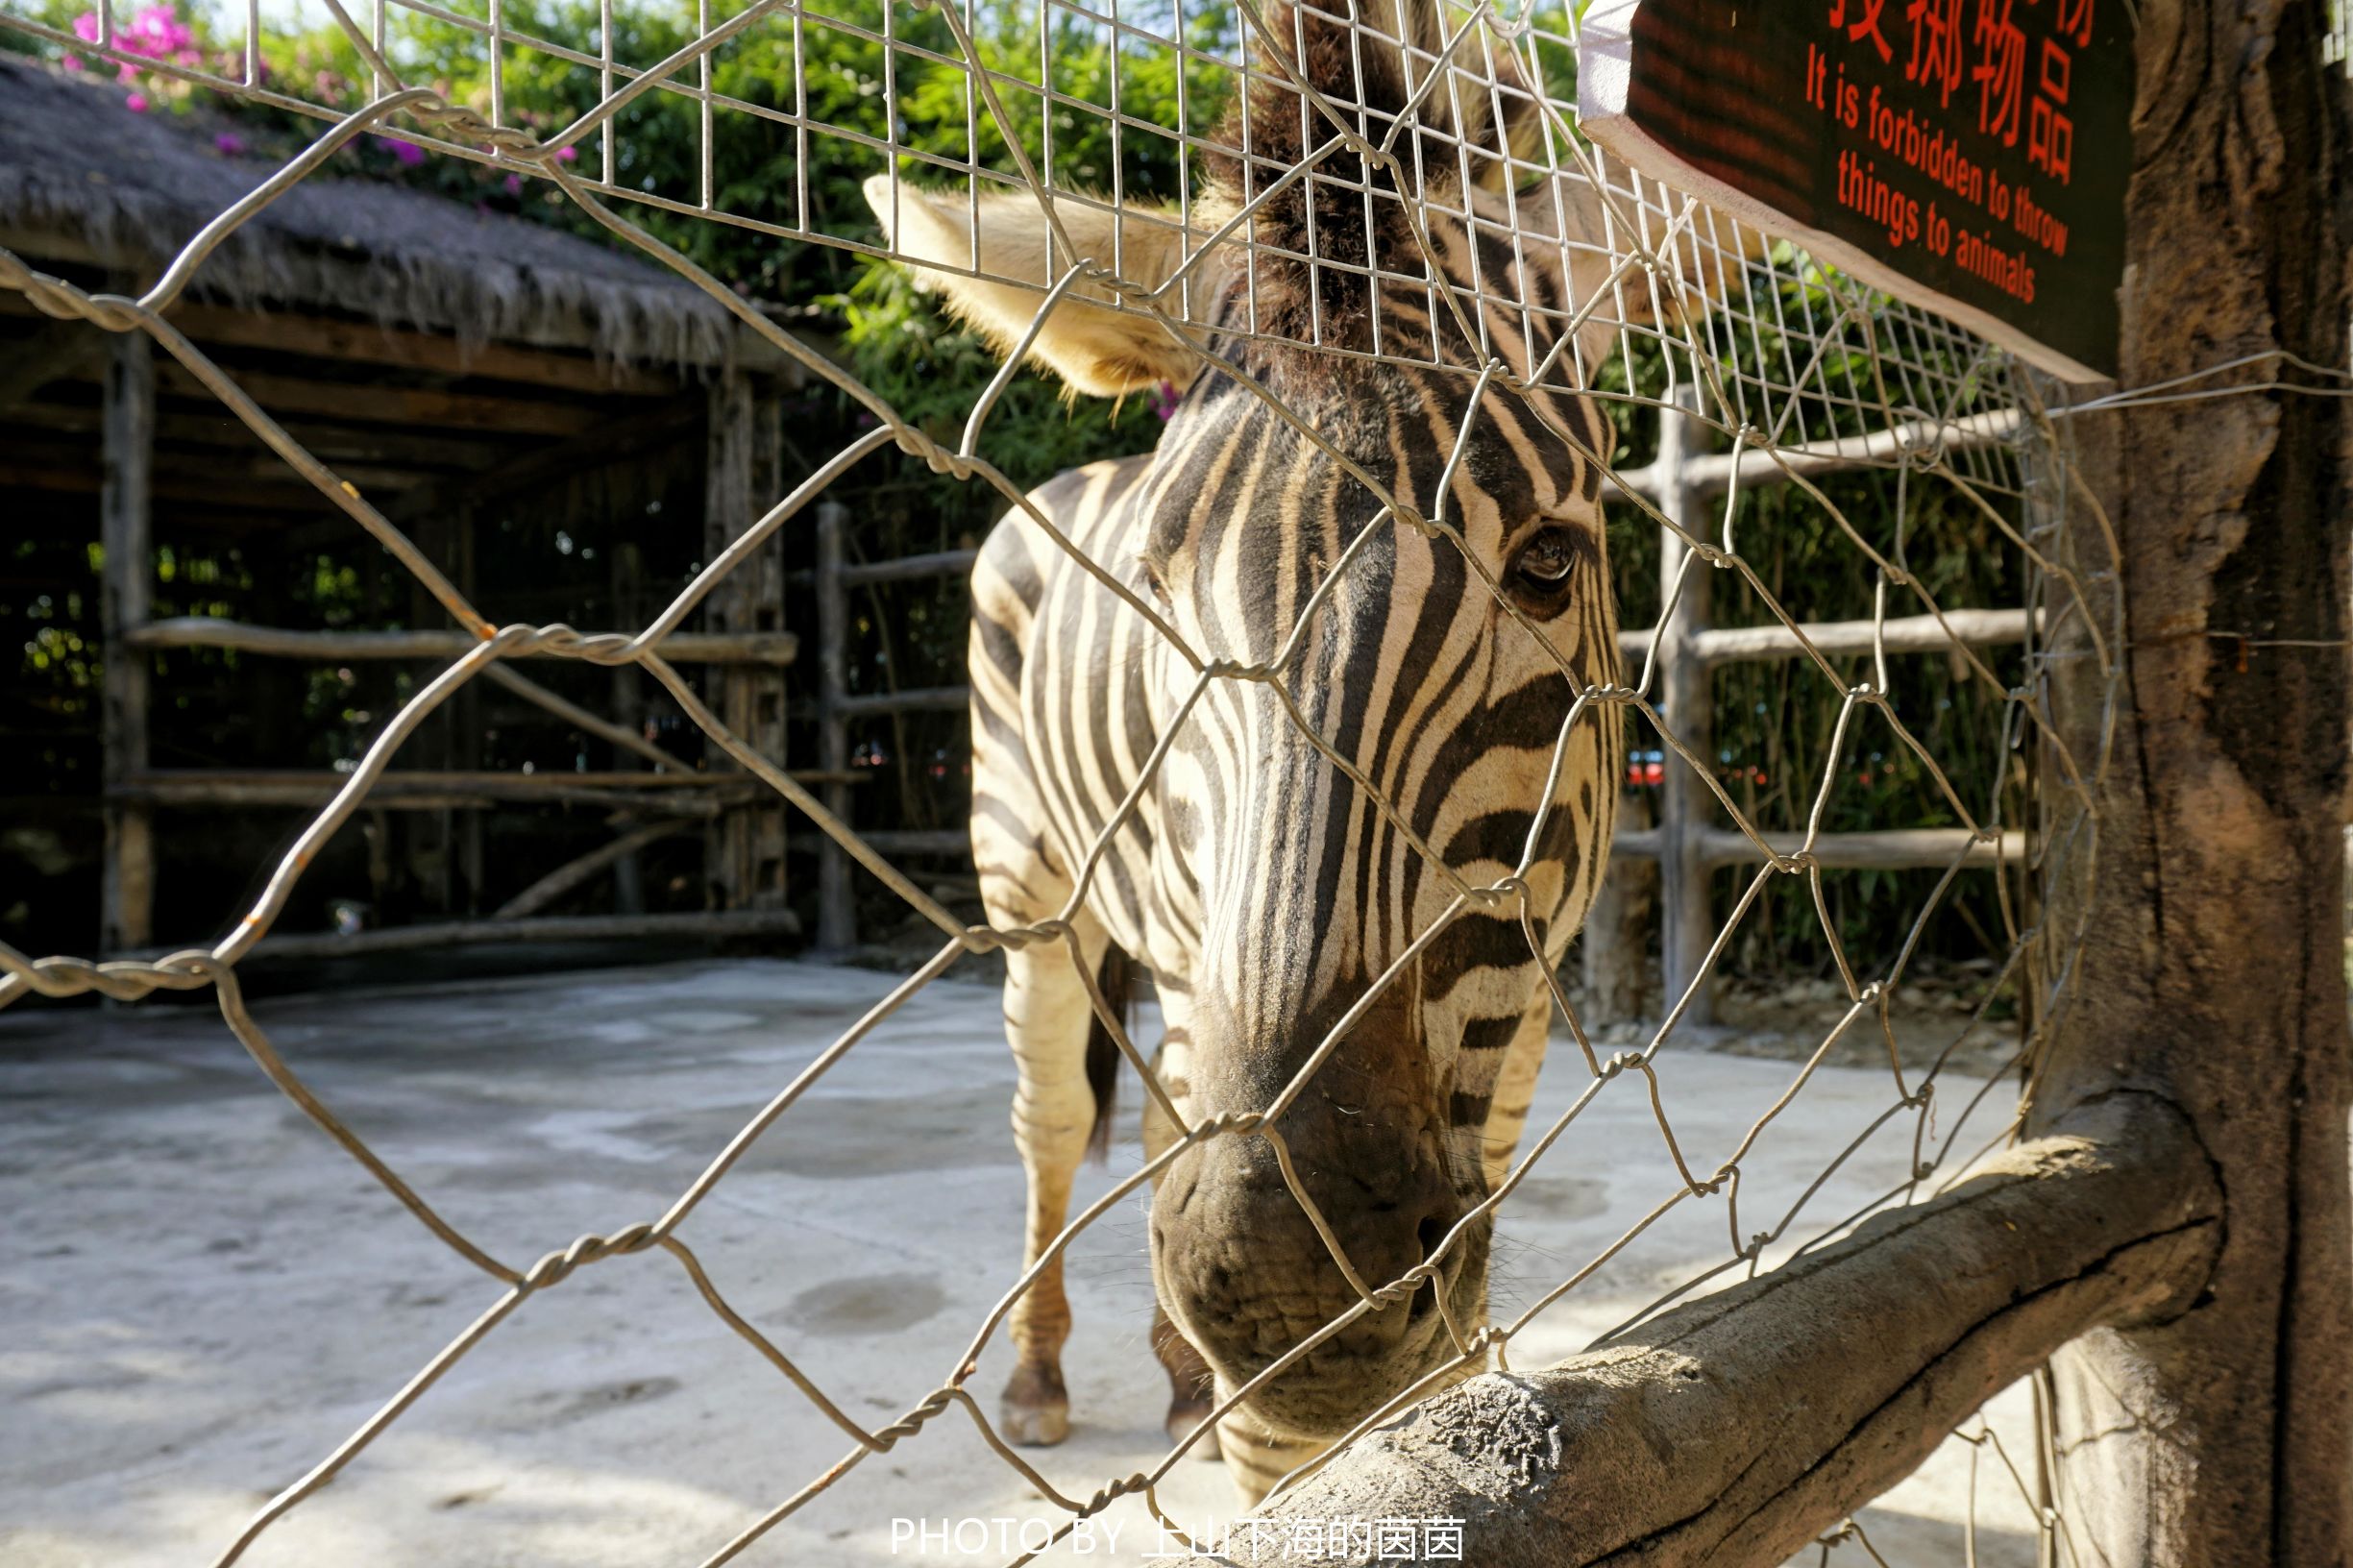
0, 55, 812, 959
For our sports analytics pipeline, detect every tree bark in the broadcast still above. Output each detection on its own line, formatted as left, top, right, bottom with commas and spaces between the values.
2023, 3, 2353, 1562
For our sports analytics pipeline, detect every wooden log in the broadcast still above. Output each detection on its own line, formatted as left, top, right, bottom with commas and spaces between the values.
839, 548, 981, 586
1608, 408, 2026, 502
205, 907, 801, 962
126, 618, 798, 665
1697, 826, 2025, 870
482, 665, 683, 774
833, 685, 972, 718
1231, 1096, 2219, 1566
99, 328, 153, 955
793, 827, 971, 858
1691, 607, 2033, 665
492, 819, 695, 920
111, 769, 864, 809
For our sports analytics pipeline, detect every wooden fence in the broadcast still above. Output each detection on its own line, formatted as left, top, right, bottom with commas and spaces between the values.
94, 351, 829, 959
809, 405, 2033, 1022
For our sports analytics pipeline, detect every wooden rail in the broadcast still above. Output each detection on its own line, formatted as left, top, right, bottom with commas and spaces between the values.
128, 617, 799, 664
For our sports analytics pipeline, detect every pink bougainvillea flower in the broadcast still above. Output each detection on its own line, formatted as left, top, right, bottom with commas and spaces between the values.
502, 172, 523, 196
553, 144, 577, 163
1149, 380, 1181, 422
74, 5, 200, 83
124, 90, 148, 110
369, 135, 427, 167
213, 132, 245, 156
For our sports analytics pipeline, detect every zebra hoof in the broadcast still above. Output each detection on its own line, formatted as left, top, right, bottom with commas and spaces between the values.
1000, 1365, 1070, 1447
1165, 1398, 1220, 1458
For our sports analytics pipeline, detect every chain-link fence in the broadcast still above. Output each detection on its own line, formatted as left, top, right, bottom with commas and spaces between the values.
0, 0, 2146, 1561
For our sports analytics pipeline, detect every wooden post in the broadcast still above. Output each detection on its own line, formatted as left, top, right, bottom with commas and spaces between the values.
701, 372, 790, 920
814, 501, 855, 954
452, 505, 484, 913
99, 330, 154, 955
1580, 795, 1654, 1023
1654, 389, 1714, 1025
610, 538, 648, 916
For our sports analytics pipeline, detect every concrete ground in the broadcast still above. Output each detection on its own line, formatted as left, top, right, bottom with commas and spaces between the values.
1, 959, 2043, 1567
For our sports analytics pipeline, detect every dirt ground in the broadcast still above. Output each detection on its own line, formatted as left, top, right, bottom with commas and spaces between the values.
1, 958, 2044, 1566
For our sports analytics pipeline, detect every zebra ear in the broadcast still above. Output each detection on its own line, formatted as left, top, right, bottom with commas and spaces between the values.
863, 177, 1213, 399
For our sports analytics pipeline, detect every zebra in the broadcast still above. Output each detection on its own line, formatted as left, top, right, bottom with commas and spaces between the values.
866, 0, 1687, 1504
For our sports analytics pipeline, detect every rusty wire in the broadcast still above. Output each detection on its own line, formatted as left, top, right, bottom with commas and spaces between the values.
0, 1, 2132, 1562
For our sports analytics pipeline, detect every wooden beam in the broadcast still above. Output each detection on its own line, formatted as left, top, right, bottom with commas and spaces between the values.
159, 302, 681, 396
9, 400, 520, 471
833, 685, 971, 718
0, 459, 332, 513
150, 362, 612, 436
380, 395, 702, 526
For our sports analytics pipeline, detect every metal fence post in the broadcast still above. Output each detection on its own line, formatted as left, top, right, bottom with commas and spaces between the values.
1655, 388, 1715, 1026
814, 501, 854, 953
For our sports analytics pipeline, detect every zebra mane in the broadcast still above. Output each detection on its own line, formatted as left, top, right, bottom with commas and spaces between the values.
1202, 0, 1534, 355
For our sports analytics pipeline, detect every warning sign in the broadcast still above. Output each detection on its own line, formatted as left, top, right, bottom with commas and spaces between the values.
1579, 0, 2132, 381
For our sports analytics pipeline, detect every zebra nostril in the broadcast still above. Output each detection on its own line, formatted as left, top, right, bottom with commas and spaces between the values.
1407, 1213, 1453, 1323
1416, 1213, 1451, 1262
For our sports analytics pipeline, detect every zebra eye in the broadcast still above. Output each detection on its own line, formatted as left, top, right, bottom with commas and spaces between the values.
1139, 557, 1173, 607
1508, 527, 1588, 604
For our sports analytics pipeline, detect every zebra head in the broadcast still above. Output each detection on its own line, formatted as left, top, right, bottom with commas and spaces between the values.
871, 0, 1684, 1447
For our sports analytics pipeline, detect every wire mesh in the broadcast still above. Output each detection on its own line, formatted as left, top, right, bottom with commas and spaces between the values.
0, 0, 2144, 1562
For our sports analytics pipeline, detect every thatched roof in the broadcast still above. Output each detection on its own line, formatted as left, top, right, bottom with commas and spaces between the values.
0, 55, 744, 366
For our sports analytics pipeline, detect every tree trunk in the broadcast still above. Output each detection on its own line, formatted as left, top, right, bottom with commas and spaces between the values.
2025, 3, 2353, 1562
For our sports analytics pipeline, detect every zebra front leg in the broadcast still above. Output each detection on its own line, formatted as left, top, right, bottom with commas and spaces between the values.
1140, 993, 1220, 1458
997, 926, 1110, 1446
